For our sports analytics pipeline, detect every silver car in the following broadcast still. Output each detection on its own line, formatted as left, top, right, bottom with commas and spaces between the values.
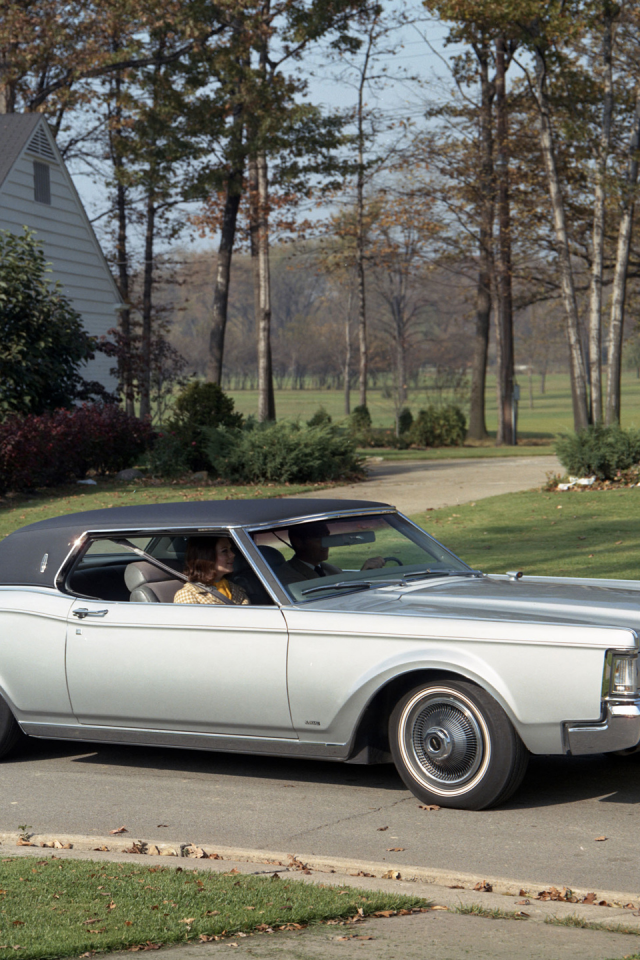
0, 497, 638, 810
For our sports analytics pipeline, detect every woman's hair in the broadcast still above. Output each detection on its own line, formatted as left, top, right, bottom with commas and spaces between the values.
183, 536, 227, 584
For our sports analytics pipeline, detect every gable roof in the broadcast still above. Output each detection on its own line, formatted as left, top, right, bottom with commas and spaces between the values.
0, 115, 41, 191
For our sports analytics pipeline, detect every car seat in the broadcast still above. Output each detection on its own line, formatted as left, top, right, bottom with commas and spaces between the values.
125, 561, 183, 603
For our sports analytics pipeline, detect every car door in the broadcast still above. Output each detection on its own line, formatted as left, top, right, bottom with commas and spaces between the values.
65, 597, 295, 739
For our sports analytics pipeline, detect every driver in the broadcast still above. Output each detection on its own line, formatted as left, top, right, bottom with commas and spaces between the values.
277, 521, 385, 588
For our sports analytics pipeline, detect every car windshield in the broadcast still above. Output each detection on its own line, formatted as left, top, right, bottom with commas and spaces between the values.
252, 513, 471, 602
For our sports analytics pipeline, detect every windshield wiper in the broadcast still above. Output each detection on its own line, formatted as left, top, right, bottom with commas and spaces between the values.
402, 569, 483, 582
301, 579, 401, 596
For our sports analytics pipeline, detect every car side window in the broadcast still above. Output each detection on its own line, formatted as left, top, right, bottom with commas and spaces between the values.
66, 533, 275, 606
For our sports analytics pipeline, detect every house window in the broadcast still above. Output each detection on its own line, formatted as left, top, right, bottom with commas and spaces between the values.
33, 161, 51, 204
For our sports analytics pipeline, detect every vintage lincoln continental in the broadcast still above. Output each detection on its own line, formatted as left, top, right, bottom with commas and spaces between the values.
0, 497, 638, 810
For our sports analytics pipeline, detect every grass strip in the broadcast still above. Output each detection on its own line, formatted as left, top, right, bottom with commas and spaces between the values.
412, 487, 640, 580
0, 857, 427, 959
358, 445, 555, 461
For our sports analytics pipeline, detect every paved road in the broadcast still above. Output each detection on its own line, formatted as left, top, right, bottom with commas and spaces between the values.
294, 456, 562, 514
3, 738, 639, 896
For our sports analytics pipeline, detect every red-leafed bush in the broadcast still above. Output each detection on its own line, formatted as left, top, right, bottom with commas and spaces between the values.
0, 405, 153, 493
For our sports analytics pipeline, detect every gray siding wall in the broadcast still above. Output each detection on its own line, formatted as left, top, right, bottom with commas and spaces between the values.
0, 136, 120, 390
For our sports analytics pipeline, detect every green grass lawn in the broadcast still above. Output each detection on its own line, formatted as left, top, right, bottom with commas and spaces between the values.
0, 858, 426, 959
228, 371, 640, 437
0, 479, 331, 541
359, 445, 556, 461
413, 487, 640, 580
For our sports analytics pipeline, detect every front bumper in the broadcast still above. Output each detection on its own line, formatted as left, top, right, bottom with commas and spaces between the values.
565, 699, 640, 755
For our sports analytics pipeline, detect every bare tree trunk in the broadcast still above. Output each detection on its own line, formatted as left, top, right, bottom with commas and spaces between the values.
254, 150, 275, 421
588, 10, 614, 424
495, 36, 514, 445
139, 189, 155, 420
111, 68, 134, 415
605, 85, 640, 424
344, 288, 353, 415
207, 109, 244, 385
532, 48, 590, 432
468, 42, 494, 442
355, 28, 374, 410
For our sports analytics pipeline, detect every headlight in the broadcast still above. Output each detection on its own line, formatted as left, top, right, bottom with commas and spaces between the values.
603, 651, 639, 698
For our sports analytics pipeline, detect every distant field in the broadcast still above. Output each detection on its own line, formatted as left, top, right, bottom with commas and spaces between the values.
227, 372, 640, 437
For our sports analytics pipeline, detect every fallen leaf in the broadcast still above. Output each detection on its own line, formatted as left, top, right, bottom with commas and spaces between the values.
373, 910, 395, 918
125, 921, 133, 927
473, 881, 493, 893
109, 827, 128, 835
518, 889, 527, 897
429, 905, 449, 911
448, 885, 464, 890
381, 869, 401, 880
88, 929, 106, 935
594, 836, 607, 842
205, 910, 220, 917
578, 536, 586, 540
418, 804, 441, 811
244, 906, 255, 910
386, 847, 405, 852
179, 918, 195, 924
616, 540, 623, 544
377, 826, 388, 832
93, 846, 109, 852
157, 825, 169, 828
15, 841, 34, 847
516, 899, 530, 905
12, 922, 24, 927
582, 892, 597, 904
82, 919, 100, 925
515, 911, 530, 918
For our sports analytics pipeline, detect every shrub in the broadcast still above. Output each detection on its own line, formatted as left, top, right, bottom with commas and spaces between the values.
350, 404, 372, 431
555, 424, 640, 480
168, 381, 243, 470
0, 228, 111, 416
204, 421, 363, 484
410, 404, 466, 447
398, 407, 413, 435
307, 406, 332, 427
145, 431, 192, 479
0, 405, 152, 493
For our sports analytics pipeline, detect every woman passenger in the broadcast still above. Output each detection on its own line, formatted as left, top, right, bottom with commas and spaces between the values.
173, 536, 249, 605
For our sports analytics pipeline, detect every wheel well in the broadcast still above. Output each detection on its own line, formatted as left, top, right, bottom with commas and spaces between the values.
347, 669, 476, 763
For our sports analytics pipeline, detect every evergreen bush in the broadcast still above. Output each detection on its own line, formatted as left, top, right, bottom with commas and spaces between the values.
555, 424, 640, 480
398, 407, 413, 435
205, 421, 362, 484
167, 381, 243, 470
307, 406, 332, 427
409, 404, 466, 447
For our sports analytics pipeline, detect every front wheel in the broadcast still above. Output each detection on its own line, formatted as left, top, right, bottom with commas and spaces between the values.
389, 680, 528, 810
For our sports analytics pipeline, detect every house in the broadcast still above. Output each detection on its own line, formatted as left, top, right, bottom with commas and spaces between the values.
0, 114, 121, 391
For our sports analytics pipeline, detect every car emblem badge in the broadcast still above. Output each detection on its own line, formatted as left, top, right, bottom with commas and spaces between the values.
40, 553, 48, 573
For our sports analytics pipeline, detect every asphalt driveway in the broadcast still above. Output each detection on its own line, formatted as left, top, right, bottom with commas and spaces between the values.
293, 455, 562, 514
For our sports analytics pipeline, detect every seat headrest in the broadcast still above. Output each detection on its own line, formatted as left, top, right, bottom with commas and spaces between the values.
258, 545, 286, 568
125, 560, 181, 591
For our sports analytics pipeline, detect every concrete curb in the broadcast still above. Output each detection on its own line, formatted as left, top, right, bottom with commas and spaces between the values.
2, 831, 639, 910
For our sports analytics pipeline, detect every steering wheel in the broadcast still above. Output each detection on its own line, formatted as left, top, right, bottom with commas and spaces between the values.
383, 556, 403, 566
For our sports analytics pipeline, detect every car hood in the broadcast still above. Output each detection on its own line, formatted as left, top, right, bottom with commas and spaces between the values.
316, 573, 640, 631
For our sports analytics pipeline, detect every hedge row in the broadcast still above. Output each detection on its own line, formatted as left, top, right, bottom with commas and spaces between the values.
0, 404, 152, 494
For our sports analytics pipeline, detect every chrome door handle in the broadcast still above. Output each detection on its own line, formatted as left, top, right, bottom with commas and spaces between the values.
73, 608, 109, 619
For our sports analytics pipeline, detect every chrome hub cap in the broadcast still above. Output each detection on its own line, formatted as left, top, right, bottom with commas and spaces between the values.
399, 688, 491, 797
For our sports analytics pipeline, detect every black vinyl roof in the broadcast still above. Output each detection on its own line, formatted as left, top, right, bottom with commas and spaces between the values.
0, 498, 392, 589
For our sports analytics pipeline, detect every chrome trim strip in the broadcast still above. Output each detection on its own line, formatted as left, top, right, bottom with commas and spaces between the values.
21, 722, 350, 760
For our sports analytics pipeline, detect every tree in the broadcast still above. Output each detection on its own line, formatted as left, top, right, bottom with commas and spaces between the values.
0, 229, 109, 416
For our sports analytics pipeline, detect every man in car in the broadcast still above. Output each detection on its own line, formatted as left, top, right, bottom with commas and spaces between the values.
277, 521, 385, 587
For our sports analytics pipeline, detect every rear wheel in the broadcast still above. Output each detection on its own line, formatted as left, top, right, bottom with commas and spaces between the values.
389, 680, 528, 810
0, 696, 23, 759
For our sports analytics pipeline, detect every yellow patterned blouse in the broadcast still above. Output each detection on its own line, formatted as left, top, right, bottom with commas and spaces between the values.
173, 579, 249, 605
